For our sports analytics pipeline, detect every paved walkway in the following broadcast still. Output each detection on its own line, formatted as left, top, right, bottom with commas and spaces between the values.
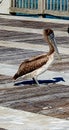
0, 15, 69, 130
0, 106, 69, 130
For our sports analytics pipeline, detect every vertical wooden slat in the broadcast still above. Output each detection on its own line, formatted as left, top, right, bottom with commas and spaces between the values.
47, 0, 48, 10
31, 0, 33, 9
35, 0, 37, 9
11, 0, 13, 7
55, 0, 57, 10
45, 0, 47, 10
34, 0, 37, 9
15, 0, 18, 8
62, 0, 63, 11
38, 0, 42, 12
25, 0, 27, 8
58, 0, 60, 11
13, 0, 15, 8
23, 0, 25, 8
22, 0, 23, 8
36, 0, 38, 9
53, 0, 55, 10
28, 0, 30, 9
26, 0, 28, 8
68, 0, 69, 11
19, 0, 20, 8
56, 0, 58, 10
50, 0, 52, 10
60, 0, 62, 11
65, 0, 67, 11
43, 0, 46, 10
38, 0, 45, 14
33, 0, 35, 9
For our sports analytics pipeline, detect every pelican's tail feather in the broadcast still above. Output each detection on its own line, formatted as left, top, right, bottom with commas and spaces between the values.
13, 73, 19, 80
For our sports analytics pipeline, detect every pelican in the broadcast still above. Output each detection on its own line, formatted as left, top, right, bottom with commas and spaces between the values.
13, 29, 60, 85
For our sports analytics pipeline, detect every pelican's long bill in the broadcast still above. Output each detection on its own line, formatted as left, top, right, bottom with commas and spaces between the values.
48, 32, 61, 60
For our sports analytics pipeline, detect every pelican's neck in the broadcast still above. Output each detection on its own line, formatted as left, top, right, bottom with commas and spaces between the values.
46, 36, 54, 55
44, 30, 55, 55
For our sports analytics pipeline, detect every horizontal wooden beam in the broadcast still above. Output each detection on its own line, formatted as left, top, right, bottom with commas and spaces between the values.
10, 7, 40, 14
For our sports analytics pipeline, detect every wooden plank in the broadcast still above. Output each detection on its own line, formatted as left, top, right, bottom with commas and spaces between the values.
0, 17, 68, 30
0, 76, 69, 120
0, 16, 69, 120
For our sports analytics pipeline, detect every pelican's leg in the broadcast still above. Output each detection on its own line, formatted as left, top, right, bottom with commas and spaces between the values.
32, 77, 40, 86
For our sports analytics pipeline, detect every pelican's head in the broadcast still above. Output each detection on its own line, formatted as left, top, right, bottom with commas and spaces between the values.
44, 29, 61, 60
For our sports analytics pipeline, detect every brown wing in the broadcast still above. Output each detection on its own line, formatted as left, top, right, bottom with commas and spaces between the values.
18, 54, 49, 77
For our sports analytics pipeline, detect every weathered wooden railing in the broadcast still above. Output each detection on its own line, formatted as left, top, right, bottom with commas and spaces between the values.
44, 0, 69, 17
10, 0, 40, 14
10, 0, 69, 17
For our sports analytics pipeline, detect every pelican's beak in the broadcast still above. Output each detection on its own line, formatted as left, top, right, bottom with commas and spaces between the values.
48, 33, 61, 60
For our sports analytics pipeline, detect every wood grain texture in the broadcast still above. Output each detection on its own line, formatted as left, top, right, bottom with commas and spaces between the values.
0, 16, 69, 120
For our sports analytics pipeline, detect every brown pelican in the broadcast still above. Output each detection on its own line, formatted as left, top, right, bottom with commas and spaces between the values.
13, 29, 60, 85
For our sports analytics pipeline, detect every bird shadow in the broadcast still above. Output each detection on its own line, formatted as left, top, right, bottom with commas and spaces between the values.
14, 77, 65, 86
